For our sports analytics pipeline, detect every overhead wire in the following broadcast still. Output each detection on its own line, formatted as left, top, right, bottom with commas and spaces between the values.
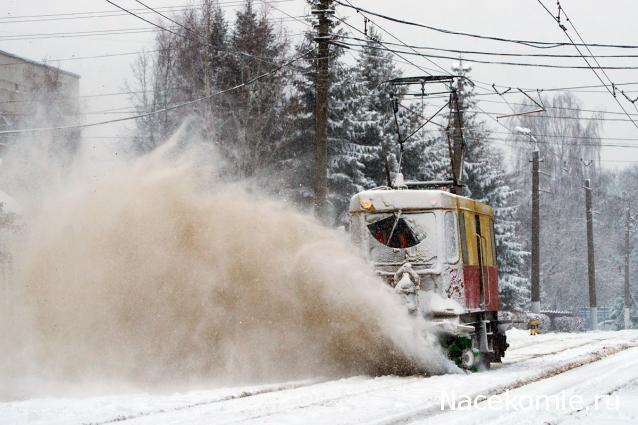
337, 40, 638, 70
5, 0, 634, 165
339, 35, 638, 59
333, 0, 638, 50
342, 0, 449, 76
0, 1, 295, 24
0, 27, 164, 41
0, 48, 314, 135
333, 15, 438, 76
0, 50, 162, 67
105, 0, 291, 66
333, 2, 534, 156
333, 1, 638, 157
535, 0, 638, 131
333, 0, 638, 131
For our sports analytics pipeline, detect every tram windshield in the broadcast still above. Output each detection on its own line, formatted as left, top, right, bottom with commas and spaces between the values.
366, 212, 435, 249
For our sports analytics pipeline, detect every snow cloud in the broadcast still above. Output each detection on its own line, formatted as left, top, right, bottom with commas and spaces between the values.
0, 123, 453, 399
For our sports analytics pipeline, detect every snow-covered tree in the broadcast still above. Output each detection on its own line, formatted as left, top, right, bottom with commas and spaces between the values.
609, 296, 638, 329
130, 0, 290, 179
511, 93, 604, 311
279, 22, 385, 223
348, 27, 400, 188
275, 31, 352, 215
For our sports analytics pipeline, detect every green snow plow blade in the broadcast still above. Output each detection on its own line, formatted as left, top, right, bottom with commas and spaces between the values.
448, 336, 480, 372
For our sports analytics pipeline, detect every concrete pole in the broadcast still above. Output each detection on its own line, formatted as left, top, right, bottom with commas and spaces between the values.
584, 179, 598, 330
531, 149, 541, 314
313, 0, 332, 221
625, 206, 632, 329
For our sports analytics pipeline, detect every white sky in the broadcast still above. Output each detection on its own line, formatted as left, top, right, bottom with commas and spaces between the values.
2, 0, 637, 167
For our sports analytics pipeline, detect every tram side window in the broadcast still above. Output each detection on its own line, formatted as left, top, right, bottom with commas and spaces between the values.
445, 211, 459, 263
479, 215, 496, 267
458, 212, 468, 264
490, 218, 497, 266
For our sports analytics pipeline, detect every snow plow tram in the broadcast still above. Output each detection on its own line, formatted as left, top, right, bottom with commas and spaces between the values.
349, 185, 509, 370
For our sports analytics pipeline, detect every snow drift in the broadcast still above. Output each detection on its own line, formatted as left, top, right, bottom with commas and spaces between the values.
0, 127, 452, 399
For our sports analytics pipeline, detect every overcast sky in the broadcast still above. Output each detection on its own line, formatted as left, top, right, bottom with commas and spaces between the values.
2, 0, 637, 166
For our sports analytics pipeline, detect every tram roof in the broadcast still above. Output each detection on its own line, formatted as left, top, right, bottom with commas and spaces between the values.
349, 188, 493, 215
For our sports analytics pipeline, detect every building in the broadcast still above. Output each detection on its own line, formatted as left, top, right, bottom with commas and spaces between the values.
0, 49, 80, 135
0, 50, 80, 303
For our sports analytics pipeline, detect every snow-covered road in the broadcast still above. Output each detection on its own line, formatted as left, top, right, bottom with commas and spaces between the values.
3, 329, 638, 425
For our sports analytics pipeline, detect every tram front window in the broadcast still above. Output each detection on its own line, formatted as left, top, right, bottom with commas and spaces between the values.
367, 212, 434, 249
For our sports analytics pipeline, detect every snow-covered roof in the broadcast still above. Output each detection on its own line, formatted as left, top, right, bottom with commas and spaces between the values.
349, 188, 492, 215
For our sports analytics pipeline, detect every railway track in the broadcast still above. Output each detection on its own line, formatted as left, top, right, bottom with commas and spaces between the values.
362, 341, 638, 425
217, 337, 638, 425
104, 335, 638, 425
4, 331, 638, 425
81, 379, 326, 425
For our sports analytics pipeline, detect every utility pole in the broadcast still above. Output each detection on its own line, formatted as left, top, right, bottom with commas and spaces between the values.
531, 149, 541, 314
516, 127, 541, 314
449, 62, 466, 195
624, 205, 632, 329
584, 179, 598, 330
312, 0, 333, 221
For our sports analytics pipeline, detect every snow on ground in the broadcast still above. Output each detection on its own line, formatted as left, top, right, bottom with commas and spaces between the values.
2, 329, 638, 425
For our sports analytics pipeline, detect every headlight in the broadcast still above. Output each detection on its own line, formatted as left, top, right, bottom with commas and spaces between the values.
360, 198, 374, 210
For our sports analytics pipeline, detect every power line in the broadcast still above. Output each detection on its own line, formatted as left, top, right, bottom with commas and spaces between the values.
105, 0, 288, 66
490, 138, 638, 163
397, 106, 638, 147
536, 0, 638, 131
334, 0, 638, 50
412, 121, 638, 142
338, 41, 638, 70
338, 1, 638, 131
335, 44, 638, 97
0, 1, 295, 24
334, 2, 534, 166
0, 33, 310, 67
476, 98, 638, 117
132, 0, 217, 38
263, 0, 312, 28
479, 135, 638, 150
0, 50, 161, 67
333, 15, 439, 76
0, 68, 317, 105
514, 82, 638, 93
423, 128, 638, 149
460, 107, 637, 122
0, 27, 163, 41
0, 48, 314, 135
339, 35, 638, 59
0, 20, 303, 41
342, 0, 449, 76
332, 2, 637, 164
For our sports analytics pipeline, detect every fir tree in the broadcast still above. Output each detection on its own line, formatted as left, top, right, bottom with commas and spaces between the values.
280, 20, 371, 223
349, 27, 402, 187
218, 0, 288, 178
130, 0, 289, 179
